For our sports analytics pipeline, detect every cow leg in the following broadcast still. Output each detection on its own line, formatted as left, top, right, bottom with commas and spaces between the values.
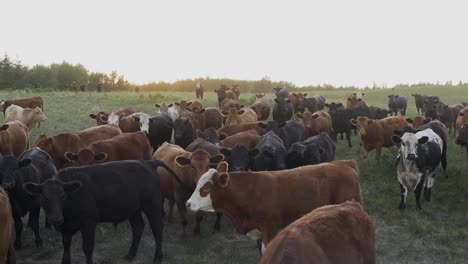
425, 174, 435, 202
214, 213, 222, 232
80, 222, 96, 264
13, 213, 23, 250
399, 184, 407, 209
194, 211, 204, 234
28, 208, 43, 247
143, 200, 163, 262
256, 240, 262, 255
126, 212, 145, 260
376, 146, 382, 163
168, 199, 175, 222
346, 130, 352, 148
175, 192, 188, 237
414, 175, 426, 209
61, 232, 73, 264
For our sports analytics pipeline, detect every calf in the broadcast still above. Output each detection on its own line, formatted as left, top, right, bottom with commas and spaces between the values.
456, 124, 468, 160
222, 107, 258, 126
33, 125, 122, 169
251, 95, 270, 121
412, 93, 427, 115
406, 116, 431, 129
258, 120, 304, 149
0, 96, 43, 115
415, 120, 448, 173
186, 160, 362, 249
25, 160, 179, 264
0, 121, 29, 157
5, 105, 47, 130
392, 128, 443, 209
64, 132, 152, 166
0, 186, 14, 263
388, 94, 408, 116
187, 100, 203, 113
1, 149, 56, 249
260, 201, 375, 264
215, 86, 232, 107
155, 103, 179, 122
286, 132, 335, 169
297, 95, 325, 114
272, 98, 293, 123
297, 111, 332, 139
174, 100, 192, 112
350, 116, 408, 160
424, 96, 440, 120
89, 107, 137, 125
250, 131, 287, 171
324, 101, 344, 113
218, 122, 268, 136
289, 93, 306, 114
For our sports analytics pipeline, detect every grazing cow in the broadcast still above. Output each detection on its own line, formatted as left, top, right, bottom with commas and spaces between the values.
286, 132, 335, 169
64, 132, 152, 166
456, 124, 468, 159
219, 130, 260, 149
24, 160, 178, 264
0, 121, 29, 157
89, 107, 138, 125
0, 186, 14, 264
272, 98, 293, 123
350, 116, 408, 160
134, 113, 173, 152
155, 103, 179, 122
220, 98, 239, 112
260, 201, 375, 264
392, 127, 443, 209
456, 106, 468, 132
258, 120, 304, 150
197, 128, 222, 144
218, 122, 268, 136
174, 117, 196, 149
222, 107, 258, 126
195, 82, 204, 100
186, 160, 362, 248
412, 94, 428, 115
5, 105, 47, 130
388, 94, 408, 116
435, 103, 464, 136
347, 93, 366, 108
406, 116, 431, 129
424, 96, 440, 120
198, 108, 223, 130
154, 144, 224, 234
297, 95, 325, 114
324, 101, 344, 113
251, 94, 270, 121
0, 149, 56, 250
219, 145, 252, 172
33, 125, 122, 169
273, 87, 289, 99
250, 131, 287, 171
297, 111, 332, 139
368, 106, 389, 120
0, 96, 43, 115
231, 85, 241, 100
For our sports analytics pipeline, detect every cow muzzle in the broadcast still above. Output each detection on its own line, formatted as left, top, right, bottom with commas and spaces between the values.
49, 217, 64, 226
406, 154, 416, 160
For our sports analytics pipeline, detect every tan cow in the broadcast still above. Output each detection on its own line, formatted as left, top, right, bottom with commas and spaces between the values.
456, 106, 468, 131
251, 94, 270, 121
221, 107, 258, 126
219, 130, 260, 149
0, 121, 29, 157
4, 105, 47, 130
406, 116, 431, 129
297, 110, 332, 139
0, 186, 14, 264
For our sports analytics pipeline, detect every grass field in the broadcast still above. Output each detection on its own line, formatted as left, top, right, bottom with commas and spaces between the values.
2, 86, 468, 264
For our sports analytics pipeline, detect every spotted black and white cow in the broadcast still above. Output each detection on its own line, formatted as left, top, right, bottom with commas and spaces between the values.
392, 128, 443, 209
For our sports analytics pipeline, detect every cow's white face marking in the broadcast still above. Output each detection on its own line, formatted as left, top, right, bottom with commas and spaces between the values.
246, 229, 262, 240
399, 133, 419, 160
167, 106, 179, 121
186, 169, 216, 212
261, 243, 266, 253
108, 113, 120, 125
137, 114, 150, 133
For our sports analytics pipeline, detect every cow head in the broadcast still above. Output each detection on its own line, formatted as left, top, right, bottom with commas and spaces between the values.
392, 132, 429, 161
296, 112, 317, 128
33, 134, 54, 154
456, 124, 468, 146
131, 113, 150, 133
64, 149, 107, 166
255, 93, 265, 99
0, 101, 11, 112
186, 162, 229, 212
0, 155, 32, 189
89, 112, 109, 125
406, 116, 431, 129
197, 128, 220, 143
107, 112, 124, 126
155, 103, 170, 113
26, 107, 47, 124
220, 145, 251, 172
274, 97, 291, 111
24, 179, 82, 226
175, 149, 224, 183
250, 103, 269, 118
324, 102, 344, 113
175, 101, 192, 112
350, 116, 374, 136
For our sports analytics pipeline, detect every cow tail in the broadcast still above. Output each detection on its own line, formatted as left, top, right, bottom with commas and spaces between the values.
152, 160, 191, 196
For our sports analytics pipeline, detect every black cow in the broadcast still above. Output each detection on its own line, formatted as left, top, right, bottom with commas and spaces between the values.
249, 131, 287, 171
324, 102, 344, 113
297, 95, 325, 114
174, 117, 196, 149
388, 95, 408, 116
412, 94, 428, 115
134, 112, 173, 152
272, 98, 293, 123
368, 106, 389, 120
24, 160, 183, 264
435, 103, 464, 137
286, 132, 336, 169
273, 87, 289, 98
258, 120, 304, 150
0, 148, 56, 249
220, 145, 251, 172
185, 138, 222, 156
329, 105, 370, 147
196, 128, 220, 144
424, 96, 440, 120
214, 85, 231, 106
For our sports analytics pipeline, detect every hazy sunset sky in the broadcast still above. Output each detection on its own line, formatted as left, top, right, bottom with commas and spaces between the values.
2, 0, 467, 87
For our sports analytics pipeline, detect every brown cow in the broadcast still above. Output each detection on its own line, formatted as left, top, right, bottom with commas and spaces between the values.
175, 100, 193, 113
297, 111, 332, 139
0, 186, 14, 264
198, 108, 223, 130
406, 116, 431, 129
220, 98, 239, 112
350, 116, 408, 160
221, 107, 258, 126
0, 96, 43, 115
288, 93, 306, 114
153, 143, 224, 235
456, 124, 468, 160
251, 94, 270, 121
219, 130, 260, 149
260, 201, 375, 264
187, 100, 203, 113
34, 125, 122, 169
89, 107, 138, 125
346, 93, 366, 108
0, 121, 29, 157
64, 132, 152, 166
186, 160, 361, 249
456, 106, 468, 132
218, 122, 268, 136
104, 112, 142, 133
231, 85, 241, 100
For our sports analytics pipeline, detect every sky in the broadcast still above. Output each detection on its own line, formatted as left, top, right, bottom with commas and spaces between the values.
2, 0, 468, 87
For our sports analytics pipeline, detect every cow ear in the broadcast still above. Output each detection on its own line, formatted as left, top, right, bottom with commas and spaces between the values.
89, 114, 97, 119
219, 148, 232, 156
216, 161, 229, 174
324, 103, 330, 107
0, 124, 9, 131
418, 136, 429, 144
362, 93, 365, 96
18, 158, 32, 168
219, 132, 228, 140
388, 95, 391, 98
175, 155, 191, 167
274, 98, 280, 103
258, 123, 268, 129
367, 120, 374, 126
215, 172, 229, 188
132, 116, 140, 122
303, 93, 307, 97
23, 182, 42, 195
220, 110, 228, 116
353, 93, 357, 96
350, 119, 357, 125
63, 181, 82, 194
296, 114, 303, 119
338, 103, 343, 106
312, 114, 320, 119
391, 135, 402, 144
406, 118, 413, 123
444, 105, 448, 109
64, 152, 79, 162
168, 103, 173, 107
175, 102, 180, 106
411, 94, 415, 96
238, 110, 245, 115
393, 130, 404, 136
248, 149, 259, 157
155, 104, 160, 108
347, 98, 352, 101
196, 130, 205, 138
199, 108, 206, 113
424, 118, 432, 124
187, 102, 193, 106
460, 112, 464, 116
94, 152, 107, 162
210, 154, 225, 164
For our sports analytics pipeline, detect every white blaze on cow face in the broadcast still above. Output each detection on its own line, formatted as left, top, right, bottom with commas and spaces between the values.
399, 133, 419, 160
107, 112, 120, 125
186, 168, 216, 212
137, 114, 150, 133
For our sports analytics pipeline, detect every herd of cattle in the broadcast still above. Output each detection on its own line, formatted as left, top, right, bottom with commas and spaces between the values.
0, 88, 467, 264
